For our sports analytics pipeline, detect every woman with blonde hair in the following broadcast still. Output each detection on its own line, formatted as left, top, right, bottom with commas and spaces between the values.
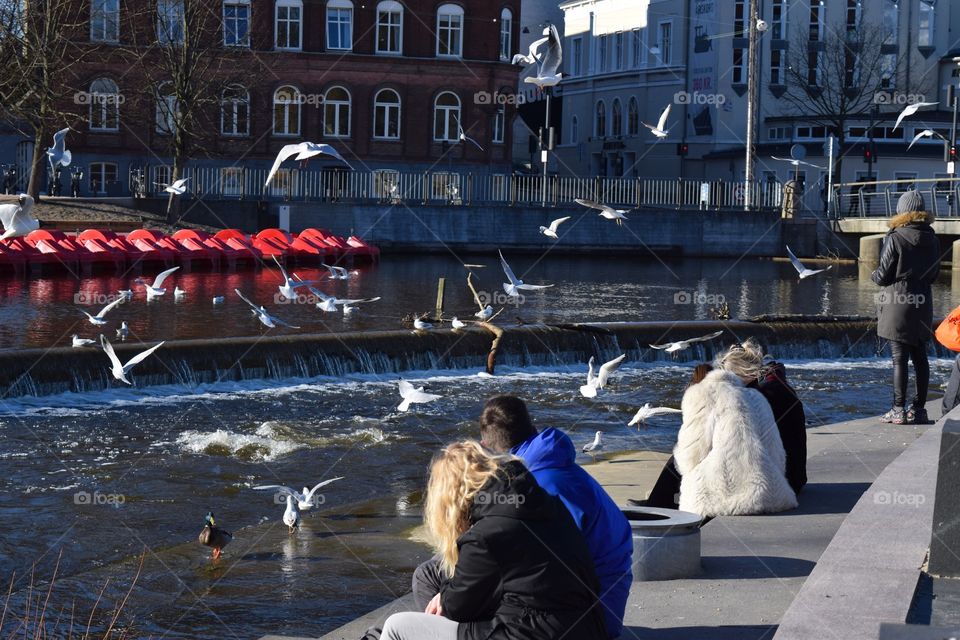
380, 440, 606, 640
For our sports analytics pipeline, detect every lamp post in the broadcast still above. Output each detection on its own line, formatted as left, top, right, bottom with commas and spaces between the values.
951, 56, 960, 215
743, 0, 767, 211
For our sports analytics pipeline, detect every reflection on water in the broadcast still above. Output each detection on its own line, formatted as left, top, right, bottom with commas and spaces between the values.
0, 255, 956, 349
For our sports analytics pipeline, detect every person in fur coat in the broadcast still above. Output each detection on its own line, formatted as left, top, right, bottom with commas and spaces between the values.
674, 366, 798, 517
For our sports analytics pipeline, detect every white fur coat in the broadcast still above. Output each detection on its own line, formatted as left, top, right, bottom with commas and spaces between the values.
674, 369, 798, 517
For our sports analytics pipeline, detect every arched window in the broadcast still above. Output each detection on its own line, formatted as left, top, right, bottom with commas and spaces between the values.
433, 91, 460, 142
627, 97, 639, 136
275, 0, 302, 50
324, 86, 351, 137
327, 0, 353, 50
156, 82, 178, 134
595, 100, 606, 138
611, 99, 622, 137
436, 4, 463, 57
89, 78, 120, 131
273, 85, 301, 135
376, 0, 403, 54
570, 116, 579, 144
221, 84, 249, 136
373, 89, 401, 139
499, 7, 512, 61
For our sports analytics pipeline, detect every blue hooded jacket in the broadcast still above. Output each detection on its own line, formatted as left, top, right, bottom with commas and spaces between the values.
513, 428, 633, 638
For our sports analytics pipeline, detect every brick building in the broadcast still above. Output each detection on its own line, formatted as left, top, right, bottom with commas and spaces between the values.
1, 0, 521, 197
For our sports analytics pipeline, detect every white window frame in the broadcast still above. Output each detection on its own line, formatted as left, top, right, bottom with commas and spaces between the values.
433, 91, 461, 142
223, 0, 251, 47
376, 1, 403, 55
273, 85, 302, 136
155, 83, 178, 135
918, 0, 934, 48
809, 0, 825, 42
733, 46, 747, 84
90, 0, 119, 43
436, 4, 463, 58
327, 0, 353, 51
89, 78, 120, 132
598, 35, 608, 72
882, 0, 898, 45
499, 8, 512, 62
89, 162, 118, 195
631, 28, 641, 68
571, 37, 582, 76
770, 48, 785, 85
221, 84, 250, 136
324, 86, 352, 138
614, 31, 624, 71
373, 88, 401, 139
157, 0, 184, 45
627, 97, 639, 136
771, 0, 787, 40
657, 20, 672, 65
275, 0, 303, 51
493, 107, 505, 144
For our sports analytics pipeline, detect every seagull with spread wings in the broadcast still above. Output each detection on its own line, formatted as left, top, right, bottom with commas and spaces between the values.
46, 128, 72, 169
641, 104, 671, 138
513, 24, 563, 89
893, 102, 939, 131
575, 198, 630, 226
499, 250, 554, 298
0, 194, 39, 240
397, 379, 441, 412
264, 142, 354, 187
650, 331, 724, 354
100, 335, 165, 385
539, 216, 571, 239
907, 128, 948, 150
78, 295, 125, 326
785, 245, 832, 280
235, 289, 301, 329
253, 477, 343, 511
579, 354, 626, 398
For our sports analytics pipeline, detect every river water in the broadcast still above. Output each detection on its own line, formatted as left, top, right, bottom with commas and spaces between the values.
0, 255, 955, 638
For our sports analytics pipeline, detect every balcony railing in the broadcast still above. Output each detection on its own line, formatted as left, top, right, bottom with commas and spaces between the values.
832, 177, 960, 219
142, 165, 785, 211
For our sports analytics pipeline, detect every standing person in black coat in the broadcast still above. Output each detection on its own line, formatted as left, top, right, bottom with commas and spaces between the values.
872, 190, 941, 425
380, 441, 606, 640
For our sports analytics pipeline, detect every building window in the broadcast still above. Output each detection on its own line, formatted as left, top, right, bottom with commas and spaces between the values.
376, 1, 403, 54
631, 28, 641, 68
157, 0, 184, 44
658, 21, 672, 65
156, 82, 178, 134
880, 53, 896, 88
771, 49, 784, 85
436, 4, 463, 58
598, 35, 607, 72
807, 50, 820, 85
89, 162, 118, 195
224, 0, 250, 47
221, 84, 249, 136
614, 32, 624, 70
493, 107, 505, 144
883, 0, 898, 45
733, 47, 746, 84
845, 0, 861, 38
273, 85, 301, 136
276, 0, 302, 50
499, 8, 512, 61
570, 116, 578, 144
809, 0, 824, 41
734, 0, 745, 37
595, 100, 606, 138
571, 37, 582, 75
627, 97, 639, 135
771, 0, 786, 39
433, 91, 460, 142
918, 0, 934, 48
89, 78, 120, 131
324, 86, 351, 137
611, 99, 622, 137
91, 0, 119, 43
327, 0, 353, 51
373, 88, 400, 139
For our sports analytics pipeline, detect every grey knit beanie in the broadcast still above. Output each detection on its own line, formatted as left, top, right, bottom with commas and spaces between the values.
896, 189, 925, 214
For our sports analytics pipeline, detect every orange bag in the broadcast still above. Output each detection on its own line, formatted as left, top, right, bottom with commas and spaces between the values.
936, 306, 960, 352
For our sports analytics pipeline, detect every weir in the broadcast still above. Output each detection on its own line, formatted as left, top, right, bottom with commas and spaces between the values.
0, 318, 900, 400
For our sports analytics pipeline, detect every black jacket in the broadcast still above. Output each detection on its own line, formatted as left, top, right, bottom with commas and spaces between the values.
440, 461, 608, 640
871, 212, 939, 346
750, 362, 807, 495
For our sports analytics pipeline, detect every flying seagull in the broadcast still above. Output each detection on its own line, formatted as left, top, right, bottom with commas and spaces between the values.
628, 404, 682, 428
575, 198, 630, 225
499, 250, 554, 298
273, 256, 316, 300
539, 216, 571, 239
579, 354, 626, 398
649, 331, 724, 354
137, 266, 180, 300
235, 289, 301, 329
78, 295, 125, 326
514, 24, 563, 89
322, 264, 353, 280
785, 245, 832, 280
0, 194, 39, 240
293, 275, 379, 313
456, 118, 484, 152
253, 477, 344, 512
770, 156, 826, 170
641, 104, 671, 138
893, 102, 939, 132
46, 128, 72, 169
100, 335, 165, 385
158, 178, 190, 195
907, 128, 947, 150
264, 142, 354, 187
581, 431, 603, 459
397, 379, 441, 412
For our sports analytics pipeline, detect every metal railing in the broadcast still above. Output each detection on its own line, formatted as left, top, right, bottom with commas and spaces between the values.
142, 165, 784, 211
832, 177, 960, 219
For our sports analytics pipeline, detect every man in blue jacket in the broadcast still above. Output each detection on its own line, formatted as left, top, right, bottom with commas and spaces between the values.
411, 395, 633, 638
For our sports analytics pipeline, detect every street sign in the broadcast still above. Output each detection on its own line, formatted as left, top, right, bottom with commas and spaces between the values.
949, 161, 956, 175
790, 144, 806, 161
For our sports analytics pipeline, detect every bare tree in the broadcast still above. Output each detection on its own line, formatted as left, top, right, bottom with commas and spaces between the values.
0, 0, 86, 199
124, 0, 243, 223
781, 22, 929, 179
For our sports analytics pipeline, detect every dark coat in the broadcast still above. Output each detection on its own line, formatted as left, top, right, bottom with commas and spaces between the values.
871, 211, 939, 346
440, 460, 607, 640
750, 362, 807, 495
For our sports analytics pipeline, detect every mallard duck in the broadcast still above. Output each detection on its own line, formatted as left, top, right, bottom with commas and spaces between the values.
198, 512, 232, 559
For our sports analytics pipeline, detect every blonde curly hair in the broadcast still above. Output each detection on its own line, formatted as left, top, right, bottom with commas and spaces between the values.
714, 338, 766, 383
423, 440, 517, 577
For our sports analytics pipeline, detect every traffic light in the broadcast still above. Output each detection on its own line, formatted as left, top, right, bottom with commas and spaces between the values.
863, 147, 873, 163
949, 145, 959, 163
677, 142, 689, 157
